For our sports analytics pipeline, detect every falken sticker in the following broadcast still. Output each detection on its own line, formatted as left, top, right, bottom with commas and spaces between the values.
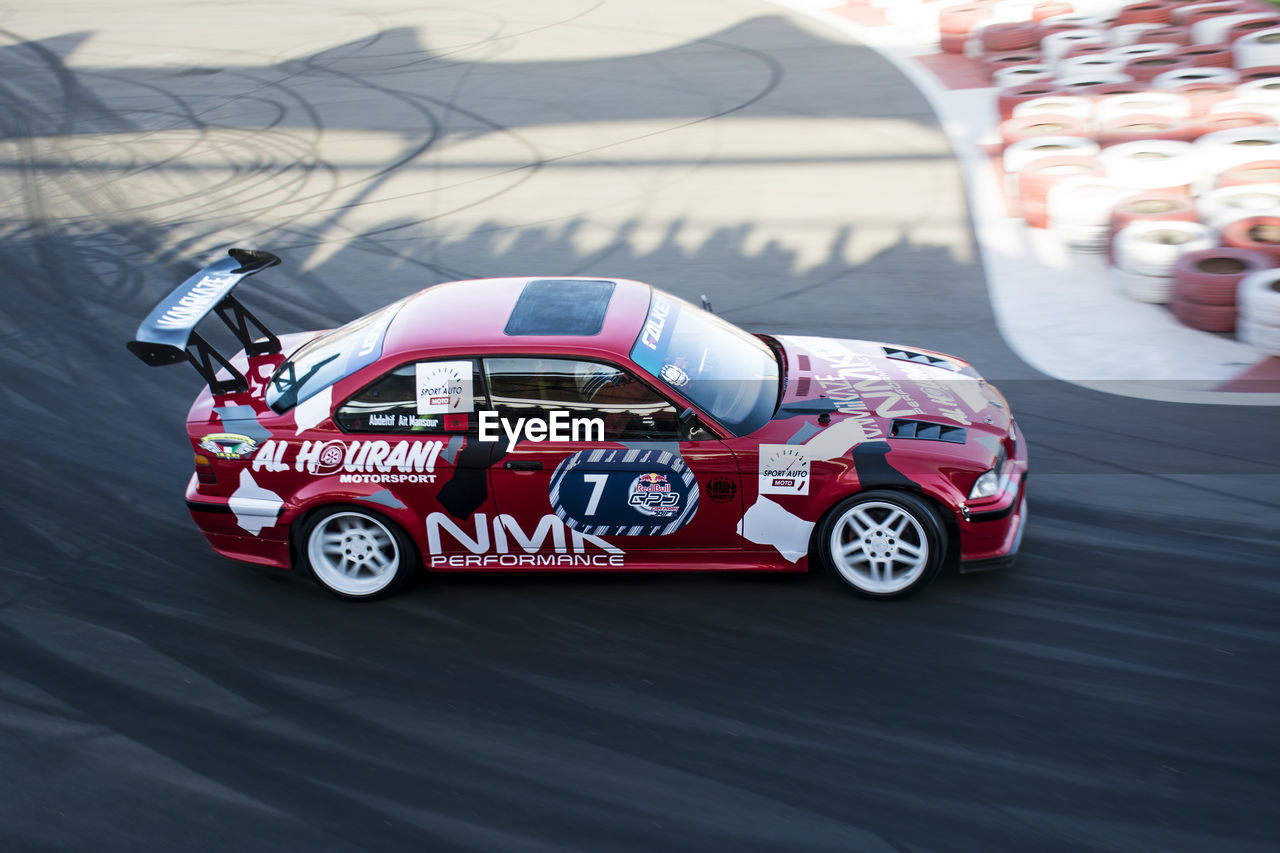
759, 444, 809, 495
198, 433, 259, 459
417, 361, 473, 415
549, 447, 699, 536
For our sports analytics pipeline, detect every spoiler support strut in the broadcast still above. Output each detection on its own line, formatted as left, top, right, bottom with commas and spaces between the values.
126, 248, 283, 394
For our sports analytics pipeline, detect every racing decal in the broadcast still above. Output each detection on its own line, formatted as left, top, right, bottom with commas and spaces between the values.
198, 433, 258, 459
355, 489, 408, 511
417, 361, 473, 415
426, 512, 624, 567
549, 447, 699, 536
737, 497, 813, 563
706, 476, 737, 504
444, 413, 468, 431
155, 271, 237, 329
798, 337, 928, 425
851, 441, 918, 490
213, 404, 272, 442
894, 360, 981, 425
293, 385, 332, 435
436, 439, 504, 519
252, 438, 444, 483
773, 398, 838, 421
759, 445, 809, 495
659, 363, 690, 387
639, 295, 674, 350
228, 469, 283, 536
786, 421, 822, 444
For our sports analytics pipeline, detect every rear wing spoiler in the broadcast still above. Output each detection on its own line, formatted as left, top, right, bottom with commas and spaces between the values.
126, 248, 283, 394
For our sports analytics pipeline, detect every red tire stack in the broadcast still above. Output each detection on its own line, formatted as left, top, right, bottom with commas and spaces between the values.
1171, 248, 1273, 331
1097, 114, 1193, 146
1124, 55, 1190, 81
982, 22, 1041, 54
1174, 44, 1234, 67
1171, 82, 1236, 115
1032, 1, 1073, 21
999, 83, 1069, 119
1222, 216, 1280, 261
1019, 156, 1106, 227
939, 5, 994, 53
1192, 112, 1276, 137
1226, 16, 1280, 43
1117, 1, 1174, 25
1001, 113, 1092, 147
1136, 26, 1190, 45
1216, 161, 1280, 187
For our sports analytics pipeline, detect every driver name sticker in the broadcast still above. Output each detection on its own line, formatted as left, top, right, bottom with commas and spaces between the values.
759, 445, 809, 495
417, 361, 473, 415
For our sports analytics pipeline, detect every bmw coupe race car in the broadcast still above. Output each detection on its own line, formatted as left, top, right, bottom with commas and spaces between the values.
128, 249, 1028, 600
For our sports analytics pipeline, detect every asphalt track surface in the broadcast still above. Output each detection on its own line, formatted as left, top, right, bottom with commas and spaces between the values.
1, 2, 1278, 851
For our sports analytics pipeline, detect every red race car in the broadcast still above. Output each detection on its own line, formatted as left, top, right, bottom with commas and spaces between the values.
128, 249, 1028, 600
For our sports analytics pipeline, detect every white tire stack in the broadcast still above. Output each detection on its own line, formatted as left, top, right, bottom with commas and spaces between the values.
1238, 268, 1280, 353
1057, 55, 1129, 79
1237, 78, 1280, 100
1195, 127, 1280, 180
1191, 13, 1276, 46
994, 64, 1056, 87
1198, 183, 1280, 228
1012, 95, 1095, 121
1096, 91, 1192, 122
1100, 140, 1201, 192
1112, 220, 1217, 302
1109, 23, 1166, 45
1047, 177, 1134, 251
1234, 28, 1280, 69
1042, 29, 1110, 63
1207, 98, 1280, 122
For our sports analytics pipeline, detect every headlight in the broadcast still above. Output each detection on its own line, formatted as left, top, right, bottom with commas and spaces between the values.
969, 469, 1000, 500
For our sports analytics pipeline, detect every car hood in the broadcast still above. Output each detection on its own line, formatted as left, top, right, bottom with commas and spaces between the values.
768, 335, 1011, 441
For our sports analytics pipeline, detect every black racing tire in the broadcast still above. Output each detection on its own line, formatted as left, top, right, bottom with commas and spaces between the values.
814, 490, 948, 600
299, 505, 418, 600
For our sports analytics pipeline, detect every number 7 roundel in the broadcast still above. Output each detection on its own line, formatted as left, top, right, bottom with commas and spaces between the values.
548, 448, 700, 536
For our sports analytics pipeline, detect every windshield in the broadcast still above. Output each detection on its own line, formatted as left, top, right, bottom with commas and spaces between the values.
266, 299, 405, 412
629, 289, 778, 435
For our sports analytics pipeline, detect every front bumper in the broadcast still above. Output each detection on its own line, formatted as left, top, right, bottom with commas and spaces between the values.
957, 421, 1029, 572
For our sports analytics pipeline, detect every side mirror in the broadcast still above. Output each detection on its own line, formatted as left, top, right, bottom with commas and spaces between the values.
678, 407, 710, 441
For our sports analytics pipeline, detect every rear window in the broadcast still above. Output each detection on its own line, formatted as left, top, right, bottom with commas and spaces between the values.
266, 299, 405, 413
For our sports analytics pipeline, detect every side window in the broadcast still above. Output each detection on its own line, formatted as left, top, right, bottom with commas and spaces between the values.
484, 357, 680, 441
335, 359, 485, 434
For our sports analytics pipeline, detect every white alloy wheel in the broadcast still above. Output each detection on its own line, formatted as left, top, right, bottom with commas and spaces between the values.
304, 508, 412, 599
821, 494, 943, 598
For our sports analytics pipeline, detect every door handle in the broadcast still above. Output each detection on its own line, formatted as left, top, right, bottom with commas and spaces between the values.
504, 460, 543, 471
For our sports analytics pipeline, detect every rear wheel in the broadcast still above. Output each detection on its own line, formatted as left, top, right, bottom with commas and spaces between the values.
816, 491, 946, 599
301, 507, 416, 600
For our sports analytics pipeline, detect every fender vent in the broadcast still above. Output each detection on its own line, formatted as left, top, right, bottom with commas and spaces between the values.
883, 346, 959, 371
891, 419, 967, 444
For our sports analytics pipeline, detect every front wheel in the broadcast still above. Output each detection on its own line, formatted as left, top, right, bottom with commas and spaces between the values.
816, 491, 946, 599
301, 506, 417, 600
